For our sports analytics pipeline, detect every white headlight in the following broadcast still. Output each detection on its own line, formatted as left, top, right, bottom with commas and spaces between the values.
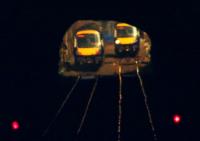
115, 39, 120, 44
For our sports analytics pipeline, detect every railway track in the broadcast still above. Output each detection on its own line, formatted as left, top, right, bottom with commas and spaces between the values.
43, 63, 157, 141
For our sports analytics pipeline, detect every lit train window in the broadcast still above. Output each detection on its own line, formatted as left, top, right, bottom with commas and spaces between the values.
58, 20, 151, 78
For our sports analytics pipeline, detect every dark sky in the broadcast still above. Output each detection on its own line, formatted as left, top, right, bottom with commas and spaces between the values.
0, 0, 200, 141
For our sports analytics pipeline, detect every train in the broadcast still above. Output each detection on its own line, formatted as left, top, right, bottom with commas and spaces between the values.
114, 23, 140, 56
73, 29, 104, 65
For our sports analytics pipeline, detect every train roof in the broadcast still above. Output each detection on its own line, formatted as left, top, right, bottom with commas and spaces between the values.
76, 30, 100, 35
116, 23, 132, 27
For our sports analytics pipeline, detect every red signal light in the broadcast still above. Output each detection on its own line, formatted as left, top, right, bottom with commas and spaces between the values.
11, 120, 20, 130
173, 114, 181, 124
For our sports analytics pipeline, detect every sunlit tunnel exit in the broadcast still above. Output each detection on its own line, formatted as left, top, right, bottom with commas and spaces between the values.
58, 20, 151, 78
41, 19, 157, 141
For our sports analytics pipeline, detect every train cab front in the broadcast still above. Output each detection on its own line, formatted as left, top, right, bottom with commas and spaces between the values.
74, 30, 104, 65
114, 23, 140, 56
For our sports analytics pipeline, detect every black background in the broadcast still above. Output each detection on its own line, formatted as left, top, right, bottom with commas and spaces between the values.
0, 0, 200, 141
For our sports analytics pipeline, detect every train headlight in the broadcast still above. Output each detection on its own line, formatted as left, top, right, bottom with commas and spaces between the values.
115, 39, 120, 44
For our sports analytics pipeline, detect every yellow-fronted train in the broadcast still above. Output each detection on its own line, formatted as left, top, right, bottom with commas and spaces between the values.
73, 29, 104, 65
114, 23, 140, 56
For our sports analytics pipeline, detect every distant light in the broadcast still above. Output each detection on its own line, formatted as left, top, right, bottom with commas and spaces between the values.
11, 120, 20, 130
115, 40, 120, 44
173, 114, 181, 124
